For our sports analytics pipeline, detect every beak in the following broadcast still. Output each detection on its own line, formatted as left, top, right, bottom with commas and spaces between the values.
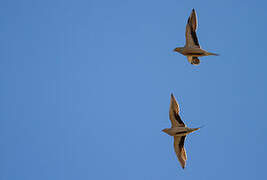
173, 48, 177, 52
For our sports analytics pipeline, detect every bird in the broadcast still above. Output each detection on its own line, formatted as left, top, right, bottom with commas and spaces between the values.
173, 9, 218, 65
162, 93, 201, 169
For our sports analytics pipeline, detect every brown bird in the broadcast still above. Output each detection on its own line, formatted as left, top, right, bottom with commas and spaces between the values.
174, 9, 218, 65
162, 94, 201, 169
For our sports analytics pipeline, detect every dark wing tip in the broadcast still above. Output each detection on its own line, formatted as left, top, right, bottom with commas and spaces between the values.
171, 93, 177, 102
171, 93, 176, 101
191, 8, 196, 14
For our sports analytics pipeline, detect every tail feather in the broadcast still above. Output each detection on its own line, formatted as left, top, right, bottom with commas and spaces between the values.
207, 52, 219, 56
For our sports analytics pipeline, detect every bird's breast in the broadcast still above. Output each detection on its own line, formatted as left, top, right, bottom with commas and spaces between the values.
182, 48, 206, 56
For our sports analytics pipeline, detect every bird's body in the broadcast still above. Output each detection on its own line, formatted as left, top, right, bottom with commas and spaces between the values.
174, 47, 218, 57
162, 127, 200, 137
174, 9, 218, 65
162, 94, 201, 169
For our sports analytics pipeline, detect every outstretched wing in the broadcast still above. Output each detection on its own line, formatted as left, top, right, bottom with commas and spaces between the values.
187, 56, 200, 65
174, 136, 187, 169
185, 9, 200, 48
169, 94, 186, 127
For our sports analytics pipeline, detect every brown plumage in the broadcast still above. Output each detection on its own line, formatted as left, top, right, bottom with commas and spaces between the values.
162, 94, 201, 169
174, 9, 218, 65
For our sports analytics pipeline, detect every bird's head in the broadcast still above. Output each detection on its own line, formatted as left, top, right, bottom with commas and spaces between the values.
173, 47, 184, 53
162, 128, 169, 134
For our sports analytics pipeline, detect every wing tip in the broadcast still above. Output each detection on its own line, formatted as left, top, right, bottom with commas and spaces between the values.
179, 158, 186, 169
170, 93, 176, 102
170, 93, 179, 105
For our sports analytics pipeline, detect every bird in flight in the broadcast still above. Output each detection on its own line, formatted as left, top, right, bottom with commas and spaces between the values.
162, 94, 201, 169
173, 9, 218, 65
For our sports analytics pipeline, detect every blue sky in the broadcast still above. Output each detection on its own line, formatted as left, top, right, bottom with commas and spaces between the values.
1, 0, 267, 179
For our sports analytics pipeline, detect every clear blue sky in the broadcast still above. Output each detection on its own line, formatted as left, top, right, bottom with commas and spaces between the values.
1, 0, 267, 179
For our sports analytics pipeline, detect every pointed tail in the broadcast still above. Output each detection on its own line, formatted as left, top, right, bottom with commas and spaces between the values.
196, 125, 206, 129
207, 52, 219, 56
190, 125, 205, 133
